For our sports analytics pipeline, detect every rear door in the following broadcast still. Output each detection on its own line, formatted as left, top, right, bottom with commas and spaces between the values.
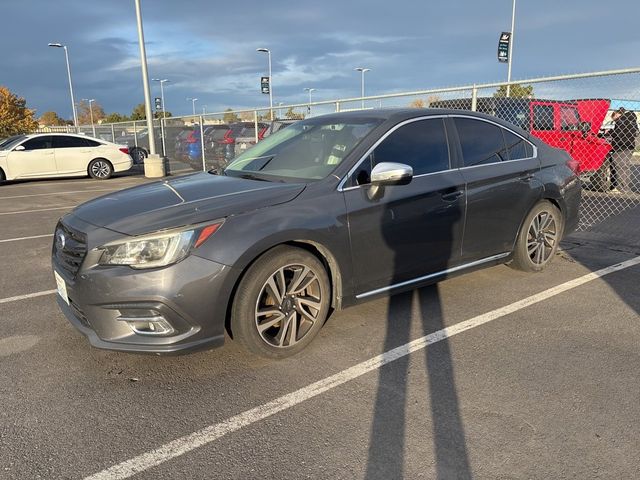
344, 117, 466, 295
53, 135, 96, 174
6, 136, 56, 178
452, 116, 542, 261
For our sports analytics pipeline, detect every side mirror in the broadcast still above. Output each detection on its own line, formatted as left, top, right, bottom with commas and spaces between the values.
13, 145, 25, 151
580, 121, 591, 136
368, 162, 413, 199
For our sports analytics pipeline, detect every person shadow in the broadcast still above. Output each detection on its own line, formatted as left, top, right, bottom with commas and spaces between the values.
362, 176, 472, 479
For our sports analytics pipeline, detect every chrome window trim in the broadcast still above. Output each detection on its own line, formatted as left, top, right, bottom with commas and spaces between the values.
355, 252, 510, 299
450, 114, 538, 166
337, 115, 450, 192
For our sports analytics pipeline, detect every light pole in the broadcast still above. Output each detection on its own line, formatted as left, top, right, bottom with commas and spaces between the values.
152, 78, 169, 118
187, 97, 198, 117
506, 0, 517, 97
202, 105, 207, 115
48, 43, 78, 129
304, 88, 316, 116
152, 78, 169, 157
82, 98, 96, 137
355, 67, 371, 109
257, 48, 273, 120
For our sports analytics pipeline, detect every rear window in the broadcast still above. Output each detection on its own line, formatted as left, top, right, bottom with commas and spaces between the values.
503, 129, 534, 160
455, 118, 509, 167
208, 128, 228, 140
54, 136, 91, 148
532, 105, 555, 131
560, 107, 580, 131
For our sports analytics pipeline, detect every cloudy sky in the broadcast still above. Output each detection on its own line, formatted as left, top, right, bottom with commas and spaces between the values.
2, 0, 639, 120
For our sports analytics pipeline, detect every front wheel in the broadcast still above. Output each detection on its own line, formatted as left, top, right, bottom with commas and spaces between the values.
88, 158, 113, 180
231, 246, 331, 359
510, 201, 564, 272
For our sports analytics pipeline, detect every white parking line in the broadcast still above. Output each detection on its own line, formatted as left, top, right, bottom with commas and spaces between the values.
0, 188, 115, 200
0, 234, 53, 244
84, 255, 640, 480
0, 206, 75, 216
0, 290, 56, 305
0, 177, 147, 190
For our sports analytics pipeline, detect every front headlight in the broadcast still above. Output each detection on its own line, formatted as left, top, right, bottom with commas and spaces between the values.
98, 222, 222, 269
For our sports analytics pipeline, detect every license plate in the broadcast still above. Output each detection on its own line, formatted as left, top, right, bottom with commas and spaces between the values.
54, 270, 69, 305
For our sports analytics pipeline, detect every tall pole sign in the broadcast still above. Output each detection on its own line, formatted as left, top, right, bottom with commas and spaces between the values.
498, 32, 511, 63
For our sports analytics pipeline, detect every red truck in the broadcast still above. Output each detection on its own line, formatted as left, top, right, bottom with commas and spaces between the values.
431, 97, 613, 190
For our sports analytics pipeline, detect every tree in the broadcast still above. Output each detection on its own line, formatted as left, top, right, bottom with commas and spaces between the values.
0, 86, 38, 137
285, 107, 305, 120
103, 112, 130, 123
130, 103, 146, 121
223, 108, 240, 123
39, 111, 66, 126
493, 84, 534, 98
77, 99, 105, 125
409, 99, 426, 108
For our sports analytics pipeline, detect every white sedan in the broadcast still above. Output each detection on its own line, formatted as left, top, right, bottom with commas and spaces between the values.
0, 133, 132, 182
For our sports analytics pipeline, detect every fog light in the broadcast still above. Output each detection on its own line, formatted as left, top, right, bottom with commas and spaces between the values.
116, 311, 175, 336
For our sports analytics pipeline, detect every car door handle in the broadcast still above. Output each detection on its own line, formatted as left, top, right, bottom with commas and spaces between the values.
519, 173, 534, 182
441, 190, 464, 202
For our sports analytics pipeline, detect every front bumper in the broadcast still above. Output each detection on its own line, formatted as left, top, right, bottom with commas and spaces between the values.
53, 217, 236, 354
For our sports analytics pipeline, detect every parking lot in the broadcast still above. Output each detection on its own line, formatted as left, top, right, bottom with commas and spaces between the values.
1, 173, 639, 479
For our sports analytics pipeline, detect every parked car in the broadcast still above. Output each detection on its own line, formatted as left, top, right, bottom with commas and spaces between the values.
262, 119, 297, 138
52, 109, 580, 358
431, 97, 613, 190
232, 122, 269, 156
0, 133, 132, 182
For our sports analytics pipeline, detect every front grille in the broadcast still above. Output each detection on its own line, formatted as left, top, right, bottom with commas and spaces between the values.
53, 222, 87, 278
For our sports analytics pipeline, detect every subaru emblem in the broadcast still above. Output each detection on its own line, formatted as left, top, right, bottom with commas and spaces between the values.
56, 231, 66, 250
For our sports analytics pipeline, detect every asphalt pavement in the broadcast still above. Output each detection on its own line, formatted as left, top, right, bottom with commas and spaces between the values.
1, 173, 639, 479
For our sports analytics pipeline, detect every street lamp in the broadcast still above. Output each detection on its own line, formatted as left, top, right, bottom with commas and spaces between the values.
202, 105, 207, 115
355, 67, 371, 109
506, 0, 517, 97
48, 43, 78, 129
152, 78, 169, 118
82, 98, 96, 137
187, 97, 198, 116
256, 48, 273, 120
304, 88, 316, 116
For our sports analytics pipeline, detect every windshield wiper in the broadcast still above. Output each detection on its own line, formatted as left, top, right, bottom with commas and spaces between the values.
237, 173, 270, 182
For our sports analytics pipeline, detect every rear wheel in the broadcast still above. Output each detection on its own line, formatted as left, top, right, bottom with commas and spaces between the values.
130, 147, 147, 165
88, 158, 113, 179
231, 246, 331, 359
591, 159, 612, 192
510, 201, 564, 272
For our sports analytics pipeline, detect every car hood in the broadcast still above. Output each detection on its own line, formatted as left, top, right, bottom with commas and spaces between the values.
71, 172, 305, 235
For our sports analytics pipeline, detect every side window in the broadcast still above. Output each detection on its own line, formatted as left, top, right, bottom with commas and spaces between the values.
454, 118, 508, 167
560, 107, 580, 131
53, 136, 89, 148
351, 119, 450, 186
21, 136, 53, 151
532, 105, 555, 130
83, 138, 101, 147
502, 129, 534, 160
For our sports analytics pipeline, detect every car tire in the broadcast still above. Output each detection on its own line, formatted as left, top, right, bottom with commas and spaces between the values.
591, 159, 612, 192
231, 246, 331, 359
130, 147, 147, 165
0, 168, 5, 183
88, 158, 114, 180
510, 200, 564, 273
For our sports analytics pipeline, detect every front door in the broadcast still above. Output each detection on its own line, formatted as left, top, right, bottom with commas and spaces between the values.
6, 136, 56, 178
343, 117, 466, 296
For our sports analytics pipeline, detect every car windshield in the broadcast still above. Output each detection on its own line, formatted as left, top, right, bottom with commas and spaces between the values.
0, 135, 27, 150
224, 118, 381, 182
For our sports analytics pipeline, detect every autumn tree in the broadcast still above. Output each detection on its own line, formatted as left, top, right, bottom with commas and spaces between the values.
409, 99, 426, 108
130, 103, 146, 121
222, 109, 239, 123
493, 84, 534, 98
76, 99, 105, 125
285, 107, 305, 120
39, 111, 66, 126
0, 86, 38, 137
103, 112, 130, 123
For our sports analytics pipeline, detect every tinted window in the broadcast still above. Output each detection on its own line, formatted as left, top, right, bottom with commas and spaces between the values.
54, 136, 89, 148
22, 136, 54, 150
503, 129, 534, 160
533, 105, 555, 130
560, 106, 580, 131
84, 138, 101, 147
455, 118, 508, 167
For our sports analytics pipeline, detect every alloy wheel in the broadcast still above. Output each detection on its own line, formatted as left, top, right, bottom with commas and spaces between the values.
255, 264, 323, 348
527, 210, 558, 265
91, 161, 111, 179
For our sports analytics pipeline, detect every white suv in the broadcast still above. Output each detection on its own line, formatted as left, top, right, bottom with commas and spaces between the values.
0, 133, 132, 182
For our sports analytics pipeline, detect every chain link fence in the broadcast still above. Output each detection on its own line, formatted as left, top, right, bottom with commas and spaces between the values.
37, 68, 640, 236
